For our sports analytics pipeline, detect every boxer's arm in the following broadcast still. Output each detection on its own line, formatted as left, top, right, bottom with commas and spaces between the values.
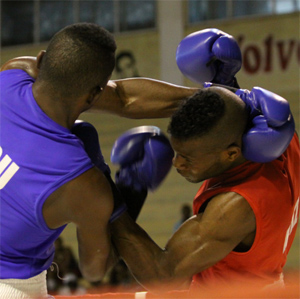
1, 57, 200, 119
111, 192, 256, 291
43, 167, 114, 282
1, 57, 200, 118
0, 56, 39, 78
89, 78, 200, 118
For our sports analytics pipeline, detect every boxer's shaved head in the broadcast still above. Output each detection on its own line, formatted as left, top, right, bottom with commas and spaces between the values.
168, 87, 248, 183
168, 87, 248, 150
37, 23, 116, 98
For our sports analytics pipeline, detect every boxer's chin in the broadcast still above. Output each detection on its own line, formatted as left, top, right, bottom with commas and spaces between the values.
177, 170, 198, 184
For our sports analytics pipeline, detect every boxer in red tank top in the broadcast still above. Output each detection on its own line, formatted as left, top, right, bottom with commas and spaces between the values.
110, 86, 298, 293
192, 132, 299, 288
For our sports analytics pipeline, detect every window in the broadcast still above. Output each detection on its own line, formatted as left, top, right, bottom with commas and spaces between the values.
232, 0, 272, 17
79, 1, 114, 32
275, 0, 298, 13
2, 1, 34, 46
189, 0, 227, 22
119, 0, 156, 31
188, 0, 300, 24
1, 0, 156, 47
40, 1, 74, 42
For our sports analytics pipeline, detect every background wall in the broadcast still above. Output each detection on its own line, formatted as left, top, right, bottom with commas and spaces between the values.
185, 12, 300, 132
1, 7, 299, 277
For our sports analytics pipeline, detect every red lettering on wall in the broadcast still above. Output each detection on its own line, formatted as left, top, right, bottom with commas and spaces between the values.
277, 40, 296, 70
237, 34, 299, 74
243, 46, 261, 74
264, 35, 273, 72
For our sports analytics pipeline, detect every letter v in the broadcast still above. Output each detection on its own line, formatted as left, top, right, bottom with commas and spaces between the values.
277, 40, 295, 70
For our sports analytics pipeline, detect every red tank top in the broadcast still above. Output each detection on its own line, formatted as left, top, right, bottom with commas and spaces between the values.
191, 133, 300, 288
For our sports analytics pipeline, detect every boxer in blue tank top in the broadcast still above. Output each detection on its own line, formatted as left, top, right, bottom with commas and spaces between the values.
0, 21, 201, 297
0, 23, 121, 298
0, 69, 95, 278
2, 24, 297, 297
0, 23, 195, 297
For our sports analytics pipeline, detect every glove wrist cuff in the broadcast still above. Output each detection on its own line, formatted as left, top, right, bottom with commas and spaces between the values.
109, 204, 127, 223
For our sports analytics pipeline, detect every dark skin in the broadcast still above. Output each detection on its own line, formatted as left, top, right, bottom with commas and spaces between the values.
0, 53, 199, 119
1, 52, 116, 281
0, 53, 199, 282
110, 88, 256, 291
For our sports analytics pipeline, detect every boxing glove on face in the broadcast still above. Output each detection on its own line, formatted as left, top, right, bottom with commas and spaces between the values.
176, 28, 242, 87
111, 126, 174, 191
236, 87, 291, 127
110, 126, 173, 221
235, 88, 295, 163
242, 115, 295, 163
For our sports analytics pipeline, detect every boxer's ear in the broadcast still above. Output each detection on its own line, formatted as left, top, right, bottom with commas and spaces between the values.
86, 86, 104, 105
224, 144, 242, 162
36, 50, 46, 69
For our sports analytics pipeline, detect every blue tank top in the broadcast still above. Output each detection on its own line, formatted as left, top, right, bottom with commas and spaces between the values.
0, 70, 94, 279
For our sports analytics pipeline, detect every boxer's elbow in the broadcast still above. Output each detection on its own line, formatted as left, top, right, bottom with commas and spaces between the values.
134, 253, 191, 292
80, 263, 106, 282
79, 253, 110, 283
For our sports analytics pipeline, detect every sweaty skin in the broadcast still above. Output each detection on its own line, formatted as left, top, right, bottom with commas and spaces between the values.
0, 53, 198, 282
110, 88, 256, 291
1, 55, 254, 286
111, 192, 255, 291
0, 55, 199, 119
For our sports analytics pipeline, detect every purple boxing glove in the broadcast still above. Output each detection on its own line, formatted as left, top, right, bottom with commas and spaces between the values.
236, 87, 291, 127
235, 87, 295, 163
72, 120, 110, 175
176, 28, 242, 87
72, 120, 126, 223
111, 126, 174, 192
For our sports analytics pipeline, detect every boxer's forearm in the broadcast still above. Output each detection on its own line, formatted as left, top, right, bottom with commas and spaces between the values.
110, 213, 189, 291
111, 213, 169, 289
89, 78, 200, 119
1, 57, 199, 119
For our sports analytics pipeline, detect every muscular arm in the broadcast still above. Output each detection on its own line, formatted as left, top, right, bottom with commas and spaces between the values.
90, 79, 200, 118
1, 56, 199, 118
0, 56, 39, 78
43, 167, 115, 282
110, 192, 256, 291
